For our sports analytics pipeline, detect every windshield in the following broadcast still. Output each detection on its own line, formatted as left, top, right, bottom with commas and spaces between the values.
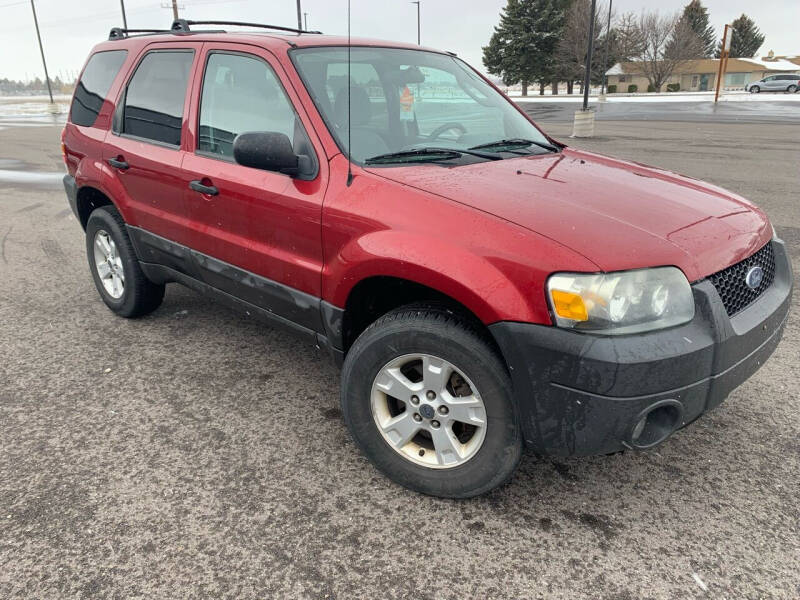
291, 47, 552, 164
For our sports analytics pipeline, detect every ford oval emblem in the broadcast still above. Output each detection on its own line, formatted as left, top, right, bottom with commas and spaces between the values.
745, 266, 764, 290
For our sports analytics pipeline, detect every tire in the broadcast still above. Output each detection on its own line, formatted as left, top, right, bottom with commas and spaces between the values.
750, 85, 760, 93
788, 85, 797, 93
85, 206, 165, 318
341, 305, 522, 498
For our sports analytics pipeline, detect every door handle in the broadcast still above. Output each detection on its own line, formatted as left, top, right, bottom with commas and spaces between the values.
107, 157, 129, 170
189, 179, 219, 196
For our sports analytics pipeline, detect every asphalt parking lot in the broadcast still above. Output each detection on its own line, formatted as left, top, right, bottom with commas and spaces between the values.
1, 111, 798, 599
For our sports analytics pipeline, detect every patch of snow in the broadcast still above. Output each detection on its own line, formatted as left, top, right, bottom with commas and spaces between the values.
740, 57, 800, 71
692, 573, 709, 592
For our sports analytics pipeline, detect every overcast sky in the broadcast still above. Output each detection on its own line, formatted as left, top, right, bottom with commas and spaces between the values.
0, 0, 797, 82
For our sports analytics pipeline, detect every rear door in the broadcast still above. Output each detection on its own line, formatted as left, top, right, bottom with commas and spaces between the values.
103, 42, 200, 249
780, 74, 799, 90
180, 43, 328, 328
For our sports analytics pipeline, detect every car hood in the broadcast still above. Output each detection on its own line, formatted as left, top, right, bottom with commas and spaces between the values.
366, 147, 771, 281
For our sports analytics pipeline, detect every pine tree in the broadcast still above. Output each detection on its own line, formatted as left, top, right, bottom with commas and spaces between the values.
716, 14, 765, 58
482, 0, 568, 96
681, 0, 716, 57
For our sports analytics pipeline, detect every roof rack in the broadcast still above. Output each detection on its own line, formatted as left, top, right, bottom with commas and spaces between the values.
171, 19, 322, 35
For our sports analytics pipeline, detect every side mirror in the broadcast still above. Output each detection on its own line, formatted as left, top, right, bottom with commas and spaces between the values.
233, 131, 313, 178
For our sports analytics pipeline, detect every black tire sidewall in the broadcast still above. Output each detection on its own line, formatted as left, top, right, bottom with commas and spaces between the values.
85, 207, 141, 316
341, 312, 521, 498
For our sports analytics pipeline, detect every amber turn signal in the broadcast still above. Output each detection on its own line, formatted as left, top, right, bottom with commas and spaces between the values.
550, 289, 589, 322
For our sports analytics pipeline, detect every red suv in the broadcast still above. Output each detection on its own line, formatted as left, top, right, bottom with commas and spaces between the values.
62, 20, 792, 497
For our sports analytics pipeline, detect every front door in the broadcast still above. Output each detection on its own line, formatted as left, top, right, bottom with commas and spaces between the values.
762, 75, 779, 90
699, 74, 709, 91
103, 44, 200, 249
180, 44, 327, 330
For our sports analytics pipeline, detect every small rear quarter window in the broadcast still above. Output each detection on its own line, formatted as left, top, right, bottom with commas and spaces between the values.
70, 50, 128, 127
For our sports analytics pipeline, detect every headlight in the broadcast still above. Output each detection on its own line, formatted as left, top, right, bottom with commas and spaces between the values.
547, 267, 694, 335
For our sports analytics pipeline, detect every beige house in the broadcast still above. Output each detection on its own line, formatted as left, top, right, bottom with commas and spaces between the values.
605, 57, 800, 92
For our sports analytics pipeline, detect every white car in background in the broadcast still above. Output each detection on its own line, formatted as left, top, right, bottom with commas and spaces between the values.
745, 74, 800, 93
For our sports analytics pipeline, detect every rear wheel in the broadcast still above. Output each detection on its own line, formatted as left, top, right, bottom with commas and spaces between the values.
788, 85, 798, 93
750, 85, 760, 93
85, 206, 165, 317
341, 306, 522, 498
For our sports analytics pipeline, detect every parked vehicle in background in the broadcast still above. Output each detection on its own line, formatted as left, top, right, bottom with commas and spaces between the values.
745, 74, 800, 93
62, 20, 793, 498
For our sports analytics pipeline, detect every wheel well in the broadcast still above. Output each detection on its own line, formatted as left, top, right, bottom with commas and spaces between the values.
76, 186, 114, 229
341, 276, 503, 358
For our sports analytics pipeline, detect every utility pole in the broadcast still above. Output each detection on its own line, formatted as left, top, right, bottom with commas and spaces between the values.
600, 0, 612, 97
715, 23, 732, 103
120, 0, 128, 29
296, 0, 302, 31
411, 1, 420, 45
304, 12, 308, 30
29, 0, 54, 105
572, 0, 597, 137
581, 0, 597, 111
171, 0, 179, 20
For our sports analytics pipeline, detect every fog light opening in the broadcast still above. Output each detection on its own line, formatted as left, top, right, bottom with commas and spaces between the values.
629, 401, 683, 449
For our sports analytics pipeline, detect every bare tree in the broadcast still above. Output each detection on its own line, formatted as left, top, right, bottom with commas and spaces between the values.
557, 0, 607, 95
613, 12, 645, 61
634, 11, 703, 92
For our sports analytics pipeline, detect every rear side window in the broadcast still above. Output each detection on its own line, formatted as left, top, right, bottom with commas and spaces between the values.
70, 50, 127, 127
122, 50, 194, 146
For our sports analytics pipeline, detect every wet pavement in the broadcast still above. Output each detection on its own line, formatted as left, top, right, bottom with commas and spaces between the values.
520, 98, 800, 123
0, 120, 798, 599
0, 158, 63, 190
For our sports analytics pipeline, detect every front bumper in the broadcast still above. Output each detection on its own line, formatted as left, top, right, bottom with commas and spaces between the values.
490, 239, 793, 457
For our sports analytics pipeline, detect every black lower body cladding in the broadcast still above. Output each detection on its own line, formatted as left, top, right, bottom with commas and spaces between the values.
63, 175, 78, 218
490, 239, 793, 457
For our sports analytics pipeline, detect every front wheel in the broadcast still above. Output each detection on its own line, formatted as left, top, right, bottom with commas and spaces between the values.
749, 85, 760, 93
341, 306, 522, 498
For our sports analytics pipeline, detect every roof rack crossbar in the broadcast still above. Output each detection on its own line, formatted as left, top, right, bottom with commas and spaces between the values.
172, 19, 322, 35
109, 27, 174, 40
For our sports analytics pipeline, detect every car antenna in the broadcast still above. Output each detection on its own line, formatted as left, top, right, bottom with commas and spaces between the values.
346, 0, 354, 187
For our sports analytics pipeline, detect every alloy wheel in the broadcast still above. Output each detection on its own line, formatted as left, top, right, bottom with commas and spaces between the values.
370, 353, 487, 468
93, 229, 125, 299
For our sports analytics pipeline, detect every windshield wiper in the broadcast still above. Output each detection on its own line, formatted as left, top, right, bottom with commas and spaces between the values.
364, 147, 501, 165
469, 138, 559, 153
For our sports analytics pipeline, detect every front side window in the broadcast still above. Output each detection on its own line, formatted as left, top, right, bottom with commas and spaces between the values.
292, 47, 552, 165
198, 52, 297, 158
70, 50, 127, 127
122, 50, 194, 146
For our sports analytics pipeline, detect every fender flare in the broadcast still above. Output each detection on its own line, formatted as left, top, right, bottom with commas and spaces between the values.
324, 230, 538, 325
74, 158, 135, 226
